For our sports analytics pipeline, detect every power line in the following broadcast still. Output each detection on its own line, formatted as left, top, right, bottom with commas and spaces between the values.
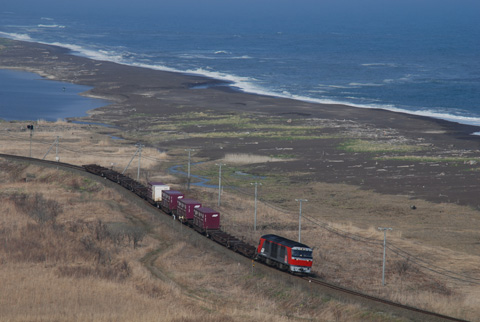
4, 129, 479, 284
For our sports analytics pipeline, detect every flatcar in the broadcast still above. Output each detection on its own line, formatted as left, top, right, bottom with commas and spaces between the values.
256, 234, 313, 274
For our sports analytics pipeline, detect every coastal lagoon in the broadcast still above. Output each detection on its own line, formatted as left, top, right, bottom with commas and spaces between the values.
0, 69, 107, 121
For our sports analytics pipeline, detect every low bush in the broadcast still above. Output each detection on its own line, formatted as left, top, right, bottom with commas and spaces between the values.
9, 192, 62, 224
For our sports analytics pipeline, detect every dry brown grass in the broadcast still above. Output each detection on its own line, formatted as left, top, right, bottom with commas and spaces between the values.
0, 121, 167, 171
1, 120, 479, 321
0, 161, 397, 321
186, 186, 480, 321
222, 153, 293, 164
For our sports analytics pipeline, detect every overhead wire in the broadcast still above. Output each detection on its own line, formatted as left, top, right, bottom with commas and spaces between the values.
216, 165, 480, 284
4, 129, 479, 284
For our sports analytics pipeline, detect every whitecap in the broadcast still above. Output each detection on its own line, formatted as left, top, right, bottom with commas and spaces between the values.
391, 108, 480, 127
179, 53, 212, 59
0, 31, 32, 41
47, 42, 125, 63
131, 62, 183, 74
382, 74, 416, 84
38, 24, 66, 29
231, 55, 252, 59
361, 63, 398, 68
327, 85, 352, 89
349, 82, 384, 87
184, 67, 254, 83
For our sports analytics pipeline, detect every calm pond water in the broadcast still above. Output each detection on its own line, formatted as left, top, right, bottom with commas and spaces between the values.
0, 69, 108, 121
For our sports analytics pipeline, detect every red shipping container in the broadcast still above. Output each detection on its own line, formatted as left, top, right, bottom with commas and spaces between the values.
193, 207, 220, 231
161, 190, 184, 213
177, 198, 202, 222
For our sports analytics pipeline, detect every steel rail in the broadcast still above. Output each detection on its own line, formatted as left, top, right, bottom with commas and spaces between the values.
301, 276, 468, 322
0, 153, 84, 171
0, 153, 470, 322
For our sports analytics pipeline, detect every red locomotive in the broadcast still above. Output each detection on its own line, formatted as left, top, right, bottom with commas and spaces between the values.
256, 234, 313, 274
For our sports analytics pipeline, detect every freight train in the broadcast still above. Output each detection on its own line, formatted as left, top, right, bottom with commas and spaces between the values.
83, 164, 313, 275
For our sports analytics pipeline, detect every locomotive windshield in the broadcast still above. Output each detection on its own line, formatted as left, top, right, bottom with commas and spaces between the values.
292, 248, 313, 259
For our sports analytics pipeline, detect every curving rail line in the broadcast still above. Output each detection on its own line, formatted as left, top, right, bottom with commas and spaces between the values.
302, 276, 468, 322
0, 153, 470, 322
0, 153, 85, 171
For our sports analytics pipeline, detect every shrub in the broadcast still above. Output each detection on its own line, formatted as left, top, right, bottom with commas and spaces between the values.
9, 193, 63, 224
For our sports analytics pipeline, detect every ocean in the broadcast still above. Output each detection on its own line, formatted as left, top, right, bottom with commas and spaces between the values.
1, 0, 479, 125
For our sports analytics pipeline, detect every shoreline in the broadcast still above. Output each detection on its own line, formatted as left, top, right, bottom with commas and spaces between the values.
1, 37, 480, 134
3, 37, 480, 209
4, 33, 480, 128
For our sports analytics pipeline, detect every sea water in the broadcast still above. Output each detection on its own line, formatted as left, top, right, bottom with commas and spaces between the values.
0, 0, 479, 125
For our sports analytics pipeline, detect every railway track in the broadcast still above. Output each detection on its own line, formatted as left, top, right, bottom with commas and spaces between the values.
0, 153, 470, 321
0, 153, 85, 172
302, 276, 468, 322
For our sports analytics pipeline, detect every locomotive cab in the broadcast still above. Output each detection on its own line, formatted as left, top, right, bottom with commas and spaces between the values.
290, 246, 313, 273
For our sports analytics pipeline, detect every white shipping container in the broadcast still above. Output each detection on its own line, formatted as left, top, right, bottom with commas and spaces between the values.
148, 182, 170, 201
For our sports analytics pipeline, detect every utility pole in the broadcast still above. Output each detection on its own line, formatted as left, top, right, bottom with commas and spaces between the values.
185, 149, 194, 190
27, 125, 34, 158
136, 143, 143, 180
122, 143, 143, 178
251, 182, 262, 231
42, 136, 61, 161
216, 163, 225, 206
55, 136, 60, 162
378, 227, 393, 286
295, 199, 307, 243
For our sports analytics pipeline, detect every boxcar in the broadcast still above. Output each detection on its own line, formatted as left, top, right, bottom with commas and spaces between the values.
256, 234, 313, 274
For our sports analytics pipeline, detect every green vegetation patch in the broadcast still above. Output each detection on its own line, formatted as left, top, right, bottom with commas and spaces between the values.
339, 139, 423, 153
140, 111, 344, 143
0, 38, 13, 51
167, 112, 320, 131
188, 130, 326, 140
185, 162, 286, 190
270, 154, 296, 159
375, 155, 479, 163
